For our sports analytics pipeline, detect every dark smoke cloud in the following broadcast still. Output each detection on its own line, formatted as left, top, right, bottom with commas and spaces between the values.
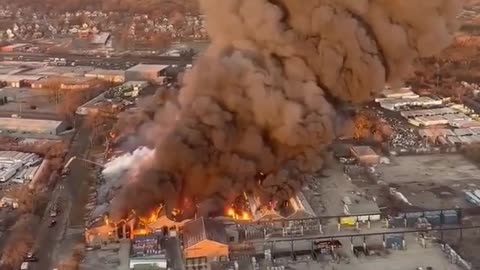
110, 0, 460, 220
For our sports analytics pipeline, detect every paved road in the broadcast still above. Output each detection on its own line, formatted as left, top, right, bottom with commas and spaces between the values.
0, 52, 193, 66
0, 111, 62, 121
31, 118, 92, 270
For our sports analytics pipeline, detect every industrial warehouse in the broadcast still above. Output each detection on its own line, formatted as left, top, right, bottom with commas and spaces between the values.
1, 1, 479, 270
0, 117, 67, 137
0, 150, 42, 184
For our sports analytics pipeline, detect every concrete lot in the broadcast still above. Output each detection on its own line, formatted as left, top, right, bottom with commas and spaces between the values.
80, 242, 124, 270
377, 154, 480, 209
0, 87, 57, 115
276, 235, 462, 270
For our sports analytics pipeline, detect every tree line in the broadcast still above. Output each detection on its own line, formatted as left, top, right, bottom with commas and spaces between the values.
0, 0, 199, 15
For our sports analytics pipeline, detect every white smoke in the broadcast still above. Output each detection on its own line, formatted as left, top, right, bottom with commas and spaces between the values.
102, 147, 154, 179
90, 147, 155, 221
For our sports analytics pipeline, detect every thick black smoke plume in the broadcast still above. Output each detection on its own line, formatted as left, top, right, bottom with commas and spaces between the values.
111, 0, 460, 220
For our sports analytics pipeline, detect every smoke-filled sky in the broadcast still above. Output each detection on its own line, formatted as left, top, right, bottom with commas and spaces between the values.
110, 0, 460, 220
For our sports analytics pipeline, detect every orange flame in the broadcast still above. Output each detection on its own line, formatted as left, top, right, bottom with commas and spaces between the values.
133, 229, 149, 236
104, 215, 110, 226
242, 211, 251, 220
171, 208, 181, 217
226, 207, 251, 221
138, 206, 162, 225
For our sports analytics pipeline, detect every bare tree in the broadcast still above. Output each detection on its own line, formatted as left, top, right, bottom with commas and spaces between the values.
57, 243, 85, 270
150, 33, 172, 49
4, 186, 34, 213
56, 91, 85, 123
1, 214, 39, 269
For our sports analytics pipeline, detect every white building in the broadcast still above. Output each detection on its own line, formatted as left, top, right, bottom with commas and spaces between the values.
125, 64, 169, 84
0, 118, 66, 135
85, 69, 125, 83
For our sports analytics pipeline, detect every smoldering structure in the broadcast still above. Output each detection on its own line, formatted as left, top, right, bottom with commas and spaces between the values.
111, 0, 460, 221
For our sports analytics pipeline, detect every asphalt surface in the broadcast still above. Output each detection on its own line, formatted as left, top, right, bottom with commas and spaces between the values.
0, 52, 193, 66
0, 111, 63, 121
30, 118, 92, 270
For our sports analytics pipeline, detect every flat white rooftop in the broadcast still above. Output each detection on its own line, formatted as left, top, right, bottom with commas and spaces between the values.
126, 64, 169, 73
0, 117, 62, 131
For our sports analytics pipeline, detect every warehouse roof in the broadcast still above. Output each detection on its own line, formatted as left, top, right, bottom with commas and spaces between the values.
382, 87, 415, 98
454, 128, 474, 137
127, 64, 169, 73
418, 128, 455, 138
470, 127, 480, 135
182, 217, 227, 249
91, 32, 111, 45
344, 196, 381, 215
0, 117, 62, 132
401, 107, 458, 118
2, 43, 29, 50
285, 191, 316, 219
86, 69, 125, 76
0, 75, 44, 82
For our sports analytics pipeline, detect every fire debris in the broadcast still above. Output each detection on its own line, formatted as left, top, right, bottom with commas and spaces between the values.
110, 0, 460, 221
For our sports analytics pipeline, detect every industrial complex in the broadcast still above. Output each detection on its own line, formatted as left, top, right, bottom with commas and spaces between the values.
2, 2, 480, 270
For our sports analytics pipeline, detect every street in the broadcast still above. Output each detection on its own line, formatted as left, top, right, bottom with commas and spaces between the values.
0, 111, 63, 121
0, 52, 193, 66
30, 117, 92, 270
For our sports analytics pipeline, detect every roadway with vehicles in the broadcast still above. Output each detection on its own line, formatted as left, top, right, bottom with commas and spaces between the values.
0, 111, 63, 121
0, 52, 194, 66
30, 117, 93, 270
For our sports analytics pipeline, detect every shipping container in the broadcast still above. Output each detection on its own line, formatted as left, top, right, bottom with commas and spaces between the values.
425, 211, 442, 226
406, 215, 422, 227
442, 210, 459, 225
389, 217, 405, 228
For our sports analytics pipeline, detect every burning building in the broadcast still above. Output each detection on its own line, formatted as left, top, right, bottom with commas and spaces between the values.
85, 205, 190, 246
108, 0, 460, 222
284, 191, 316, 220
244, 190, 316, 222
